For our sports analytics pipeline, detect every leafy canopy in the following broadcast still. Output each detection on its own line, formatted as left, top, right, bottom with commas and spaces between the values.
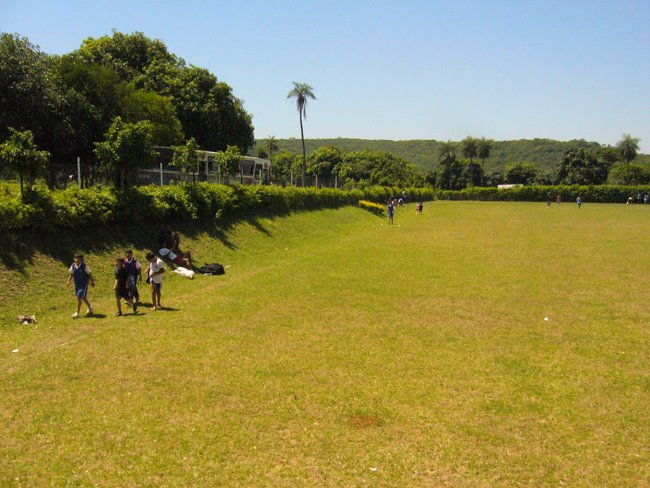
94, 116, 156, 188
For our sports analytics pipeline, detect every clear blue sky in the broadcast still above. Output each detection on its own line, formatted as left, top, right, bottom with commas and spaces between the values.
2, 0, 649, 152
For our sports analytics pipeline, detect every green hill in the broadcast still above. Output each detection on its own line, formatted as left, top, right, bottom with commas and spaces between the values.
253, 138, 650, 173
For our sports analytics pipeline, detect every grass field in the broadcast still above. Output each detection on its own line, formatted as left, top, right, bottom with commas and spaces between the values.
1, 201, 649, 486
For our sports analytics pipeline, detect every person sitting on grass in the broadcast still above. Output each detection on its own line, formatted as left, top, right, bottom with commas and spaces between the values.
157, 228, 192, 268
145, 252, 165, 311
114, 257, 138, 316
65, 253, 95, 319
170, 232, 192, 268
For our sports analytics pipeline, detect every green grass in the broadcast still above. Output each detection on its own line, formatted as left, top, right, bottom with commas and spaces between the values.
1, 202, 649, 486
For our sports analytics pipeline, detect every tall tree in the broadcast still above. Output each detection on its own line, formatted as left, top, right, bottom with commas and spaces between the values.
477, 137, 493, 187
72, 31, 255, 153
0, 128, 50, 200
461, 137, 478, 162
616, 134, 640, 185
461, 137, 478, 186
264, 135, 279, 160
436, 141, 457, 189
287, 82, 315, 186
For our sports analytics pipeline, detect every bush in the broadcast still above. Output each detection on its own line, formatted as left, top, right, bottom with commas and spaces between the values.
437, 185, 650, 203
358, 200, 385, 216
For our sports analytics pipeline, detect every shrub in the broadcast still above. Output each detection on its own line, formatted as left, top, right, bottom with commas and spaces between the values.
437, 185, 650, 203
358, 200, 385, 216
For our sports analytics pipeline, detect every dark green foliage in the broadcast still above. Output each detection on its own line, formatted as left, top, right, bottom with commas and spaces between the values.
504, 162, 538, 184
0, 128, 50, 198
256, 137, 650, 174
2, 31, 254, 166
607, 163, 650, 185
338, 150, 424, 187
308, 146, 343, 178
556, 148, 611, 185
438, 185, 650, 203
94, 117, 156, 188
0, 34, 84, 164
0, 183, 371, 234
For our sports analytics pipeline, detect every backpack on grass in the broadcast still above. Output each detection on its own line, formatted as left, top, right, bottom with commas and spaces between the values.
199, 263, 225, 275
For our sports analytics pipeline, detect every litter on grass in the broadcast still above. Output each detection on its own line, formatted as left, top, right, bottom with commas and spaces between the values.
17, 315, 37, 325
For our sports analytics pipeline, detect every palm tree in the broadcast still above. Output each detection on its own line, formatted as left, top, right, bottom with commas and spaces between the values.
287, 82, 315, 186
461, 136, 478, 162
437, 140, 457, 166
437, 140, 457, 189
477, 137, 493, 187
264, 135, 279, 160
616, 134, 640, 185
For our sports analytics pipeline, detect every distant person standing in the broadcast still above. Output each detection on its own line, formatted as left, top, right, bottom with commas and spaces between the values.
576, 196, 582, 209
387, 201, 395, 225
66, 253, 95, 319
556, 194, 562, 205
547, 192, 553, 207
145, 252, 165, 311
124, 249, 142, 304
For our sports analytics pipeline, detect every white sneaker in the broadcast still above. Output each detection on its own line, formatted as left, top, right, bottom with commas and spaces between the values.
72, 312, 79, 319
87, 306, 94, 315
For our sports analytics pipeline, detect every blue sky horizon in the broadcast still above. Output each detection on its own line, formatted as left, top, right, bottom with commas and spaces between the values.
2, 0, 649, 152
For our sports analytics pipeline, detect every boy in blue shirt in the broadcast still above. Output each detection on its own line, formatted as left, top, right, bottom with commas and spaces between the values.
66, 253, 95, 318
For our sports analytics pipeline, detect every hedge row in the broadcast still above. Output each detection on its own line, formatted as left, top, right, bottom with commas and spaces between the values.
438, 185, 650, 203
0, 183, 375, 233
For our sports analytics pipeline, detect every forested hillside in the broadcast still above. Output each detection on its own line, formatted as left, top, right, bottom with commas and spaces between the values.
253, 138, 649, 172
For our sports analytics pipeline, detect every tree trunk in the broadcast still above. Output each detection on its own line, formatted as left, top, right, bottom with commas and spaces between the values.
481, 159, 485, 187
299, 113, 306, 187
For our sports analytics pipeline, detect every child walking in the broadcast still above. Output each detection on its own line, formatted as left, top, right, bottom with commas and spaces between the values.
145, 252, 165, 311
124, 249, 142, 303
114, 257, 138, 316
66, 253, 95, 318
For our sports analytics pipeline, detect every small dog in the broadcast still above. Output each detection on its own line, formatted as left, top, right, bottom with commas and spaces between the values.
17, 315, 38, 324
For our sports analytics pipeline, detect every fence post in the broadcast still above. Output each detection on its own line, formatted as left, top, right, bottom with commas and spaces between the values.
315, 175, 318, 188
160, 163, 163, 186
77, 157, 81, 188
290, 172, 294, 186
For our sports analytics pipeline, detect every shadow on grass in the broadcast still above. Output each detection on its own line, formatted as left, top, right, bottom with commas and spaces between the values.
85, 313, 107, 319
1, 210, 285, 272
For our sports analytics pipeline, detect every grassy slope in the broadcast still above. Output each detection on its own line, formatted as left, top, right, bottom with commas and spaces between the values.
1, 203, 649, 486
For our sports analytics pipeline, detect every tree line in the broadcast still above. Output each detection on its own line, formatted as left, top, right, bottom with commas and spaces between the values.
0, 30, 254, 191
259, 135, 647, 189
